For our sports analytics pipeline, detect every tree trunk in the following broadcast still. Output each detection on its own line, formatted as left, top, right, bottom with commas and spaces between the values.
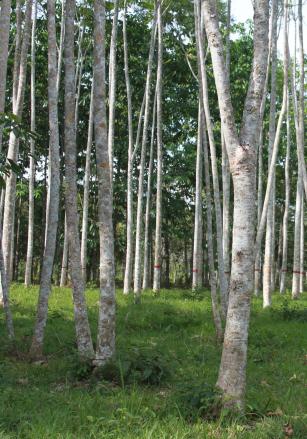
263, 0, 278, 308
25, 0, 37, 287
108, 0, 119, 188
299, 198, 304, 293
192, 101, 203, 290
29, 0, 61, 358
2, 0, 32, 289
93, 0, 116, 366
0, 0, 12, 151
280, 89, 291, 294
202, 0, 270, 409
292, 174, 303, 299
63, 0, 94, 359
153, 2, 163, 294
133, 7, 157, 301
143, 88, 157, 290
60, 214, 68, 287
80, 83, 94, 283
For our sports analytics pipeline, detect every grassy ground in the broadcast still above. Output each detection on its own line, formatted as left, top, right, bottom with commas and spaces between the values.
0, 285, 306, 438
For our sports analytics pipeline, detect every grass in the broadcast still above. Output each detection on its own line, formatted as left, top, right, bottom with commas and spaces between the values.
0, 285, 306, 438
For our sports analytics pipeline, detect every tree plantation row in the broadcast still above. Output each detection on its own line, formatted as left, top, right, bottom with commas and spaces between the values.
0, 0, 306, 414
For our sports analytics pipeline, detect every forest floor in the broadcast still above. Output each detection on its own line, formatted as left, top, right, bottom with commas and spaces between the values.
0, 285, 306, 438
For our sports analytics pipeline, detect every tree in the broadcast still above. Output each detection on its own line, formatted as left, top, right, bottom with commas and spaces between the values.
93, 0, 116, 366
202, 0, 270, 409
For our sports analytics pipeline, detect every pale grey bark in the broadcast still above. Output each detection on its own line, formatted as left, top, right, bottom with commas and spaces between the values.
222, 0, 231, 289
93, 0, 115, 365
64, 0, 94, 359
0, 0, 12, 151
123, 4, 135, 295
80, 83, 94, 283
0, 227, 14, 338
153, 2, 163, 293
108, 0, 119, 188
2, 0, 32, 287
196, 0, 228, 316
56, 0, 65, 94
25, 0, 37, 287
60, 214, 68, 287
202, 0, 270, 409
133, 8, 158, 300
299, 197, 304, 293
280, 89, 290, 294
29, 0, 60, 358
263, 0, 278, 308
202, 114, 223, 342
143, 89, 157, 290
254, 0, 289, 263
192, 101, 203, 290
292, 173, 303, 299
12, 0, 22, 108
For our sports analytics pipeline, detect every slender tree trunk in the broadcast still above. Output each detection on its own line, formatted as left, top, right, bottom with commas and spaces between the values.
80, 83, 94, 283
202, 115, 223, 342
196, 0, 228, 316
63, 0, 94, 359
56, 0, 65, 93
60, 214, 68, 287
263, 0, 278, 308
192, 101, 203, 290
0, 0, 12, 151
29, 0, 61, 358
299, 198, 304, 293
292, 173, 303, 299
222, 0, 231, 289
0, 226, 14, 338
2, 0, 32, 288
153, 2, 163, 294
25, 0, 37, 286
202, 0, 270, 409
133, 7, 157, 301
143, 89, 157, 290
108, 0, 119, 188
280, 89, 291, 294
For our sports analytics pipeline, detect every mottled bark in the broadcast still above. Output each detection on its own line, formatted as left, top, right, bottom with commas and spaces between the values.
299, 198, 304, 293
202, 0, 270, 409
153, 2, 163, 293
93, 0, 115, 365
29, 0, 60, 358
60, 214, 68, 287
25, 0, 37, 287
63, 0, 94, 359
80, 83, 94, 283
292, 173, 303, 299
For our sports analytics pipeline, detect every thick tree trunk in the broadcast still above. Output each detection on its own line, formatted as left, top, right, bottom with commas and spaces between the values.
25, 0, 37, 287
60, 214, 68, 287
80, 83, 94, 283
299, 199, 304, 293
292, 174, 303, 299
63, 0, 94, 359
93, 0, 116, 366
29, 0, 61, 359
153, 2, 163, 294
202, 0, 270, 409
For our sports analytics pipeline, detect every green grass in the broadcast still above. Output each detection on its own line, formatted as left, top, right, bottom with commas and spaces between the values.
0, 285, 306, 438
